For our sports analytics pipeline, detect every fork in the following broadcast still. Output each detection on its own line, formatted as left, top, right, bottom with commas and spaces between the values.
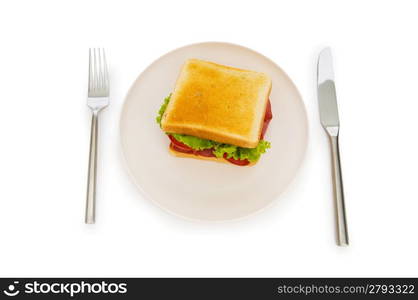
85, 48, 109, 224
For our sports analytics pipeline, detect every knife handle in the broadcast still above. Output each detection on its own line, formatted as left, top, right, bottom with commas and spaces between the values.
329, 134, 349, 246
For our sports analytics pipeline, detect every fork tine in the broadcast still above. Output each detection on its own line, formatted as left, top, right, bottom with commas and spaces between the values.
94, 48, 98, 92
92, 48, 96, 93
97, 48, 102, 91
102, 48, 109, 92
101, 49, 105, 92
95, 48, 99, 92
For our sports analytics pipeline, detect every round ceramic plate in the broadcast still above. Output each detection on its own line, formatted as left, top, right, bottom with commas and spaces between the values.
120, 42, 308, 221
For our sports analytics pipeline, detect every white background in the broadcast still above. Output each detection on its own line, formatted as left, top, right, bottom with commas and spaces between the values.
0, 0, 417, 277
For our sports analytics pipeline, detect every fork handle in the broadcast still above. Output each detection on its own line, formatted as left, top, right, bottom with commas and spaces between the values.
85, 111, 99, 224
329, 135, 349, 246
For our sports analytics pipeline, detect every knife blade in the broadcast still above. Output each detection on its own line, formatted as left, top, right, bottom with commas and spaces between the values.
317, 47, 349, 246
318, 47, 340, 131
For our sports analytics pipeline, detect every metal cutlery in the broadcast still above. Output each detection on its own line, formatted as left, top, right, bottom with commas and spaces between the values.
317, 47, 349, 246
85, 48, 109, 224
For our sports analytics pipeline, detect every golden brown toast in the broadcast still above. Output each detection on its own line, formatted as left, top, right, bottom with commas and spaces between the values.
161, 59, 272, 148
168, 147, 256, 166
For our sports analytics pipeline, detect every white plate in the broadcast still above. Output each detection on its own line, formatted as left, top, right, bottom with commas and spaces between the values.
120, 42, 308, 222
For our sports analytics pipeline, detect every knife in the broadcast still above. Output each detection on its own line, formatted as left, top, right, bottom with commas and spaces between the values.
317, 47, 349, 246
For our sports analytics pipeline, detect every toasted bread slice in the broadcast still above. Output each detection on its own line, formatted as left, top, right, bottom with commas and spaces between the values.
168, 147, 256, 166
161, 59, 271, 148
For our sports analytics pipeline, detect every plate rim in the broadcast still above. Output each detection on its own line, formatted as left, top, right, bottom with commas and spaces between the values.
119, 41, 309, 222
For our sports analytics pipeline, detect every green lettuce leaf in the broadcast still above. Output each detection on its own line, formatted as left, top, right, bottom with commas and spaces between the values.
170, 133, 218, 150
156, 94, 171, 127
213, 140, 271, 162
156, 95, 271, 162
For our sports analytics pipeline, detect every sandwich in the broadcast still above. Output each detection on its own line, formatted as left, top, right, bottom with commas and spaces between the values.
156, 59, 272, 166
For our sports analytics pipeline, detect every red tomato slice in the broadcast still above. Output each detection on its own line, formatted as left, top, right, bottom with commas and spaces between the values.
169, 135, 215, 157
170, 143, 194, 154
168, 135, 193, 151
223, 153, 250, 166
